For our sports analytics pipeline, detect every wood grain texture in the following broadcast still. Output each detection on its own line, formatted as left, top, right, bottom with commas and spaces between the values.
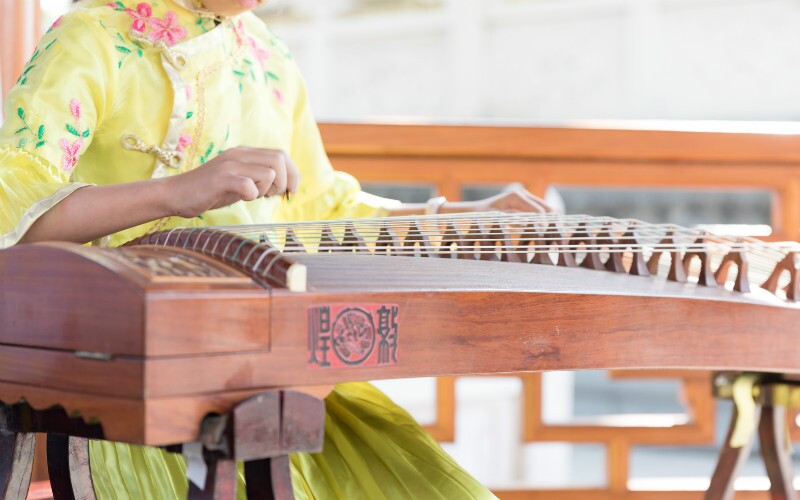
318, 122, 800, 166
0, 244, 270, 357
0, 433, 34, 500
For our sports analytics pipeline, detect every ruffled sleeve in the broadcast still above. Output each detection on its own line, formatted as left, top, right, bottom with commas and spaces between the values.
0, 13, 114, 248
272, 70, 399, 224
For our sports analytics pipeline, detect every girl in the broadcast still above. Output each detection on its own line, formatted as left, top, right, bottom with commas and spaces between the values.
0, 0, 549, 497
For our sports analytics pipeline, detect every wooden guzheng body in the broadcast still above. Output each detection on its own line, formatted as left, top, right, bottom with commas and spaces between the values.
2, 212, 800, 499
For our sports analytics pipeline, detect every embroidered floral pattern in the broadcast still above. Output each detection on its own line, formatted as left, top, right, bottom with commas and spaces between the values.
66, 98, 91, 140
16, 38, 57, 86
149, 12, 187, 46
176, 134, 192, 153
248, 37, 271, 68
59, 139, 83, 172
14, 100, 91, 173
13, 107, 46, 150
99, 20, 145, 69
125, 2, 153, 33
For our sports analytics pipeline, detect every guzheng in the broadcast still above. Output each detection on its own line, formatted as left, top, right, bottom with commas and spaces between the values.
2, 212, 800, 499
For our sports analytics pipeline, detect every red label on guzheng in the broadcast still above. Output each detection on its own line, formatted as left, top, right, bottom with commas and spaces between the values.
307, 304, 399, 369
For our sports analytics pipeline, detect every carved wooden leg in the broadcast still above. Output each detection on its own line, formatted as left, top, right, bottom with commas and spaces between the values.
187, 458, 237, 500
758, 405, 797, 500
706, 403, 761, 500
46, 435, 96, 500
244, 456, 294, 500
0, 433, 35, 500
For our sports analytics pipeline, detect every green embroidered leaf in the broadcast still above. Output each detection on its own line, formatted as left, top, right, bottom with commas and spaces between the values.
18, 138, 28, 148
232, 70, 245, 76
186, 111, 194, 119
114, 1, 125, 8
249, 69, 256, 80
82, 129, 90, 138
238, 83, 243, 92
17, 107, 24, 119
45, 39, 57, 50
23, 65, 35, 75
115, 45, 131, 54
14, 128, 26, 135
35, 140, 45, 149
116, 32, 125, 43
29, 50, 40, 62
196, 214, 204, 220
205, 144, 215, 158
37, 125, 45, 139
244, 58, 253, 65
66, 124, 80, 137
19, 76, 27, 85
266, 71, 279, 80
137, 49, 143, 57
118, 61, 123, 69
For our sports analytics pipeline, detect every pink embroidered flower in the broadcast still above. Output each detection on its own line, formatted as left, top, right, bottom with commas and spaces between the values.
247, 37, 271, 68
149, 12, 187, 46
69, 98, 81, 121
273, 88, 285, 103
125, 2, 153, 33
51, 16, 63, 29
176, 133, 192, 153
59, 138, 83, 172
233, 20, 245, 47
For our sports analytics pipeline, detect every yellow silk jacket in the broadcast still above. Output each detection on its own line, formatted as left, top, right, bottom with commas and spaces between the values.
0, 0, 393, 249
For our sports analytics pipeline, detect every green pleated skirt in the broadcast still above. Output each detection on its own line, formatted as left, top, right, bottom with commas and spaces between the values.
89, 382, 496, 499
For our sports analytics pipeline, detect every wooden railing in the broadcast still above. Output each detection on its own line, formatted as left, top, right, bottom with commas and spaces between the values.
320, 121, 800, 499
321, 121, 800, 241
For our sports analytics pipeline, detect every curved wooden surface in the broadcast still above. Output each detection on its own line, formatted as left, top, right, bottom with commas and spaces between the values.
0, 242, 799, 445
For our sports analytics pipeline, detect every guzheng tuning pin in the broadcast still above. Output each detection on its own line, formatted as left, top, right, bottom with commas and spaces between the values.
647, 232, 687, 283
403, 221, 437, 258
569, 222, 604, 271
283, 227, 306, 253
761, 252, 800, 301
620, 228, 649, 277
596, 224, 625, 273
342, 224, 369, 254
714, 249, 750, 293
440, 221, 467, 259
682, 237, 716, 287
375, 224, 401, 256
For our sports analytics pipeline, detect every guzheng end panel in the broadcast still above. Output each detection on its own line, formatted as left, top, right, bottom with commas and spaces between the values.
0, 243, 271, 357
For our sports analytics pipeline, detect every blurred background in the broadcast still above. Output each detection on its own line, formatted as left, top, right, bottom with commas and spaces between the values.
8, 0, 800, 496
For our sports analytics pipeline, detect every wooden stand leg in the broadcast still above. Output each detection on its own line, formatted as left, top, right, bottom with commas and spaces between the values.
0, 433, 35, 500
706, 403, 761, 500
244, 456, 294, 500
758, 405, 797, 500
46, 435, 96, 500
187, 458, 237, 500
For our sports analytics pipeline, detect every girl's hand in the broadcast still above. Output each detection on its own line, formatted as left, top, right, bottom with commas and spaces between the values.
441, 188, 555, 214
164, 147, 301, 218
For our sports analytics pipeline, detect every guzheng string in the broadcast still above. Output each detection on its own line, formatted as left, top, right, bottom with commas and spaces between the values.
211, 213, 795, 255
196, 212, 799, 285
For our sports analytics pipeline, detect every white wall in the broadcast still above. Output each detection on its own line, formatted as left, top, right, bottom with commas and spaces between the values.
259, 0, 800, 122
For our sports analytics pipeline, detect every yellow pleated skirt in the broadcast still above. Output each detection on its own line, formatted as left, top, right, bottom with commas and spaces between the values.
89, 382, 496, 499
